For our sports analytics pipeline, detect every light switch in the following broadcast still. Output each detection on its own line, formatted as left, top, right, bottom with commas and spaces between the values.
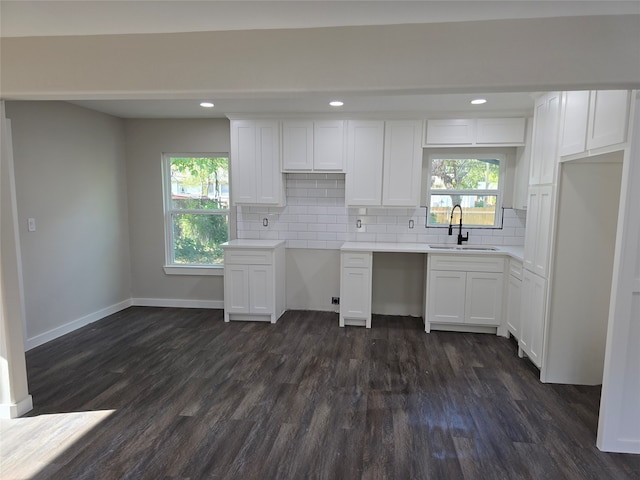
28, 218, 36, 232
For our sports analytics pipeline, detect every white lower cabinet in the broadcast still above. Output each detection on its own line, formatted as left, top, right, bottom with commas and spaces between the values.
339, 251, 372, 328
426, 270, 466, 323
505, 259, 523, 339
426, 255, 505, 333
519, 270, 546, 368
222, 241, 285, 323
465, 272, 504, 325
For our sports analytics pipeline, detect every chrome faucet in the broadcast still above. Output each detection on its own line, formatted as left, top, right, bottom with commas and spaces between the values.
448, 204, 469, 245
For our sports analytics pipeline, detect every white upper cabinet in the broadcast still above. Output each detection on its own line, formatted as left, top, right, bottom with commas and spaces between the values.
512, 118, 533, 210
282, 120, 313, 170
476, 118, 526, 144
424, 118, 525, 147
425, 119, 475, 145
558, 91, 590, 157
230, 120, 285, 205
282, 120, 345, 172
382, 120, 423, 206
586, 90, 630, 150
314, 120, 346, 171
559, 90, 630, 157
530, 92, 561, 185
346, 120, 385, 206
346, 120, 422, 207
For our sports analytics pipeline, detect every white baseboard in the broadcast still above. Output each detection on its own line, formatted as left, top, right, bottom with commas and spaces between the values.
25, 299, 133, 351
24, 298, 223, 351
0, 394, 33, 418
132, 298, 224, 309
598, 438, 640, 455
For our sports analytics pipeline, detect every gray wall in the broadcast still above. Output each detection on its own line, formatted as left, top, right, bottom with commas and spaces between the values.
6, 101, 132, 345
124, 118, 230, 303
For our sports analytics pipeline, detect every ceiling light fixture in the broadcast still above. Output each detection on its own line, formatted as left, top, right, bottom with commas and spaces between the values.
200, 102, 214, 108
471, 98, 487, 105
329, 100, 344, 107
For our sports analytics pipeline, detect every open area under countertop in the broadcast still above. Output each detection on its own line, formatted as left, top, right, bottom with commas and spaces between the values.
340, 242, 524, 261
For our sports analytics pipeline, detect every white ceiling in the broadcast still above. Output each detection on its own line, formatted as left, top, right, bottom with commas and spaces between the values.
65, 93, 538, 119
4, 1, 636, 118
2, 1, 638, 38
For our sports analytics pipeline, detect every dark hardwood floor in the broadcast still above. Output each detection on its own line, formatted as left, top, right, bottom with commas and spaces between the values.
2, 307, 639, 479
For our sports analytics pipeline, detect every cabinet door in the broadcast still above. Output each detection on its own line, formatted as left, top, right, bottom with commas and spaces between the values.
523, 185, 554, 278
282, 120, 313, 171
248, 265, 274, 314
523, 186, 540, 273
540, 92, 561, 184
255, 121, 283, 204
231, 121, 258, 204
346, 120, 384, 206
530, 92, 560, 185
224, 264, 250, 314
382, 120, 423, 206
465, 272, 503, 326
512, 118, 532, 210
476, 118, 526, 145
520, 270, 546, 368
340, 267, 372, 320
506, 274, 522, 338
314, 120, 345, 171
425, 119, 475, 145
533, 185, 554, 278
558, 91, 590, 157
427, 270, 466, 323
587, 90, 630, 150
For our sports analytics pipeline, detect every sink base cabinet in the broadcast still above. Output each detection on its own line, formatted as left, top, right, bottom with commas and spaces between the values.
223, 245, 285, 324
426, 255, 506, 335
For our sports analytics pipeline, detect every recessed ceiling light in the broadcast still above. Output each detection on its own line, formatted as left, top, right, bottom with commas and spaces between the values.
200, 102, 214, 108
329, 100, 344, 107
471, 98, 487, 105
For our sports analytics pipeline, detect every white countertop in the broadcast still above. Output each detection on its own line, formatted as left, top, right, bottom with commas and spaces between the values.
340, 241, 524, 261
221, 239, 286, 249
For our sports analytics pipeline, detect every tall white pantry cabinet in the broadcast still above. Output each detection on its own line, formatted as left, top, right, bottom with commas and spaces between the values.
518, 90, 633, 383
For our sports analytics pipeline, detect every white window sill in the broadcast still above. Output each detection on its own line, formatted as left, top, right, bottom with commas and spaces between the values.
163, 265, 224, 276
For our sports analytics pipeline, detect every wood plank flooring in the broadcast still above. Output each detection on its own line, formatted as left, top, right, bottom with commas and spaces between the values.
2, 307, 639, 479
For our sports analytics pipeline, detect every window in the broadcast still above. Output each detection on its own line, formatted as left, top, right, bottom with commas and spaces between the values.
163, 154, 229, 268
426, 153, 504, 227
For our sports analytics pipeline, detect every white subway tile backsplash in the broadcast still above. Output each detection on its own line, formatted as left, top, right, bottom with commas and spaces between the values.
308, 223, 328, 232
235, 176, 526, 250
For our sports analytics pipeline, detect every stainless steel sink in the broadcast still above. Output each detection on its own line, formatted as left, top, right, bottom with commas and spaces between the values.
429, 245, 498, 251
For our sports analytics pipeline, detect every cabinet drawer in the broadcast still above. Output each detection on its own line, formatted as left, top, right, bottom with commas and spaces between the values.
342, 252, 372, 268
509, 259, 523, 280
224, 249, 273, 265
429, 254, 505, 273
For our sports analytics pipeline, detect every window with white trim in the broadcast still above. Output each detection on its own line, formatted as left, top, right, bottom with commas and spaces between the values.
426, 153, 504, 227
163, 154, 229, 266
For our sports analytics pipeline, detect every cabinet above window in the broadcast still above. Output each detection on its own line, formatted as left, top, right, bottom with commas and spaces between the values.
424, 118, 526, 147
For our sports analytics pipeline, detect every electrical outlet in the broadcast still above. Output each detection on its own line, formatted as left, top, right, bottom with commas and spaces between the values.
331, 297, 340, 305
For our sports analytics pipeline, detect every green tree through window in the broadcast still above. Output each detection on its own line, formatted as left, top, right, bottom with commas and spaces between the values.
164, 155, 229, 265
427, 155, 503, 227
